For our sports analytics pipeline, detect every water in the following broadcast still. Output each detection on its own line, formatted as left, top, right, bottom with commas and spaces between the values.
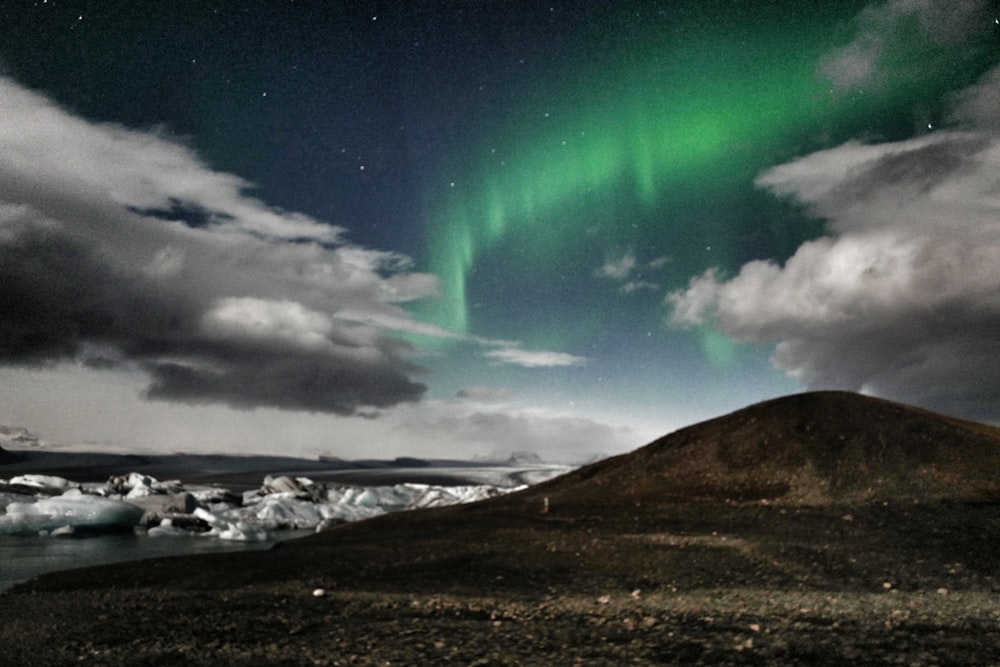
0, 531, 283, 591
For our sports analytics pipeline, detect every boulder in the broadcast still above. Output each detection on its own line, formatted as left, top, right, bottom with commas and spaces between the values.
261, 475, 326, 501
156, 513, 212, 533
126, 492, 198, 525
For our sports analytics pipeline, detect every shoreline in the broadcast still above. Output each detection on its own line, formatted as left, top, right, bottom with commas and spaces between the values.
0, 456, 570, 593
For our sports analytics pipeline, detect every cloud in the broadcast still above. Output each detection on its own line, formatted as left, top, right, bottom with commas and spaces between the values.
0, 77, 438, 414
456, 386, 511, 401
667, 66, 1000, 421
951, 65, 1000, 132
820, 0, 993, 94
391, 402, 637, 463
646, 256, 671, 270
596, 251, 637, 281
0, 365, 642, 462
485, 347, 587, 368
595, 249, 665, 294
621, 280, 660, 294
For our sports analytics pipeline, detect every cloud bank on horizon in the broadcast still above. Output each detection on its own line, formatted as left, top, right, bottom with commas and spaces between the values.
669, 4, 1000, 421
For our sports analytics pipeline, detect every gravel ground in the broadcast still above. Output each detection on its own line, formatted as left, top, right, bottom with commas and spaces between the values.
2, 586, 999, 665
2, 499, 999, 666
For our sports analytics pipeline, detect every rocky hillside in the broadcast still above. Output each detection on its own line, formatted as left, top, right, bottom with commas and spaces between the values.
521, 391, 1000, 506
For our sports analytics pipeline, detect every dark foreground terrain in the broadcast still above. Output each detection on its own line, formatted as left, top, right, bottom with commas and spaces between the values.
2, 392, 999, 665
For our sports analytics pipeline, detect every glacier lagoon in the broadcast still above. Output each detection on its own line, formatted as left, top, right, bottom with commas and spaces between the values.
0, 462, 569, 590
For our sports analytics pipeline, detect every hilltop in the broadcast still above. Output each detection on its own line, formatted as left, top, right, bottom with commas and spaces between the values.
518, 390, 1000, 507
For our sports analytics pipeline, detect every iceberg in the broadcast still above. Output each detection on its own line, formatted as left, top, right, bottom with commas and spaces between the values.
0, 465, 558, 541
7, 474, 77, 492
0, 492, 145, 536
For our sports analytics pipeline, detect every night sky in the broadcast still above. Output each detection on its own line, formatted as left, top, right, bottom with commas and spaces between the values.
1, 1, 998, 461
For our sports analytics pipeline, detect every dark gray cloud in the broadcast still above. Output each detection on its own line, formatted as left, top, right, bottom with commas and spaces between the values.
668, 66, 1000, 422
144, 352, 425, 415
0, 77, 433, 414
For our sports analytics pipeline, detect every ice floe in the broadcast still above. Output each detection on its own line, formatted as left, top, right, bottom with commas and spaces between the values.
0, 469, 541, 541
0, 492, 145, 536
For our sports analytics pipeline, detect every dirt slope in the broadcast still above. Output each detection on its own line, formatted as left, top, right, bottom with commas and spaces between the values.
519, 391, 1000, 506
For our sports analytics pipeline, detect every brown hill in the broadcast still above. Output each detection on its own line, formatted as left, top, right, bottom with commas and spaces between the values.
519, 391, 1000, 507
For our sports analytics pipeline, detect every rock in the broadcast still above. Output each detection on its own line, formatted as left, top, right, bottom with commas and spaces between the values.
127, 492, 198, 525
157, 514, 212, 532
263, 475, 307, 495
316, 517, 347, 532
261, 475, 325, 501
191, 487, 242, 506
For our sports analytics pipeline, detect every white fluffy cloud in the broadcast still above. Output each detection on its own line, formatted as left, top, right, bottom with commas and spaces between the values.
0, 77, 439, 414
595, 249, 666, 294
485, 347, 587, 368
668, 66, 1000, 420
596, 251, 637, 281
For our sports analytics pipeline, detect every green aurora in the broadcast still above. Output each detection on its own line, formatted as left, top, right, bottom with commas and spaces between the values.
415, 2, 997, 363
419, 9, 832, 335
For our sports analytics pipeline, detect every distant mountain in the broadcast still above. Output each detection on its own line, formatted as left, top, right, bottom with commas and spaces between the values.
522, 391, 1000, 506
0, 444, 15, 464
0, 425, 35, 463
0, 425, 40, 448
472, 450, 546, 465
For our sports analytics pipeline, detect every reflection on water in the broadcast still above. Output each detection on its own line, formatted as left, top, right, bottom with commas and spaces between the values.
0, 531, 287, 590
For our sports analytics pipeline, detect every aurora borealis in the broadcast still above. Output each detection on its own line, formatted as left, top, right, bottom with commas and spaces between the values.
421, 6, 840, 336
1, 1, 999, 460
419, 0, 999, 379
